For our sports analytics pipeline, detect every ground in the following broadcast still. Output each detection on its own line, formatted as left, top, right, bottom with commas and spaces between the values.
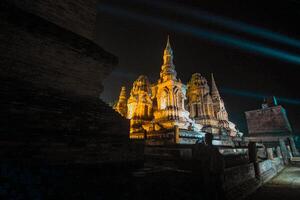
247, 165, 300, 200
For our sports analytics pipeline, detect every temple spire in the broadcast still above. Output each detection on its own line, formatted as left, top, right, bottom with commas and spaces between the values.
113, 86, 127, 117
160, 36, 177, 81
165, 35, 172, 53
119, 86, 127, 101
211, 73, 220, 98
163, 35, 174, 67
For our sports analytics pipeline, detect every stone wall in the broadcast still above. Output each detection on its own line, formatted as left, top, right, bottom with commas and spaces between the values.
224, 163, 256, 190
0, 2, 142, 165
0, 162, 139, 199
224, 163, 260, 200
245, 105, 292, 134
223, 158, 285, 200
258, 158, 284, 182
6, 0, 98, 41
0, 2, 116, 98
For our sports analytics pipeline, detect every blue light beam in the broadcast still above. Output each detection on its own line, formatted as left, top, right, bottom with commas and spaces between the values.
221, 88, 300, 105
98, 4, 300, 65
136, 0, 300, 49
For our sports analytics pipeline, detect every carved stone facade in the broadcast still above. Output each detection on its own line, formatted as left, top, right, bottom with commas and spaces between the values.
127, 75, 153, 138
114, 37, 240, 141
186, 73, 219, 134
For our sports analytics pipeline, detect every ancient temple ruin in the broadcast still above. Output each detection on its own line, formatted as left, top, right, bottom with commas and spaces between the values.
114, 37, 242, 142
0, 0, 142, 167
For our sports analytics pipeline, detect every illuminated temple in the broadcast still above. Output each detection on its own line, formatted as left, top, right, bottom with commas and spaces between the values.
114, 37, 241, 143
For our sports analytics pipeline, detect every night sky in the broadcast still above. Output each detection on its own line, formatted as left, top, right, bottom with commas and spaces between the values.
96, 0, 300, 133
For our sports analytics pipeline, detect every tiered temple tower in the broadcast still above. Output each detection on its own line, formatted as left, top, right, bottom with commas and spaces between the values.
186, 73, 238, 135
186, 73, 219, 133
127, 75, 153, 138
114, 37, 240, 141
151, 37, 195, 131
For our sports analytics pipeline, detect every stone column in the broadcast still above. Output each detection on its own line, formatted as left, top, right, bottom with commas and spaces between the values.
287, 145, 293, 159
267, 148, 274, 160
174, 125, 180, 144
143, 130, 147, 140
279, 139, 289, 164
248, 142, 260, 178
276, 146, 282, 158
288, 137, 300, 156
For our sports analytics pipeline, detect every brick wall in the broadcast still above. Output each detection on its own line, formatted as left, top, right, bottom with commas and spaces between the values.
6, 0, 98, 41
245, 106, 292, 134
0, 2, 142, 165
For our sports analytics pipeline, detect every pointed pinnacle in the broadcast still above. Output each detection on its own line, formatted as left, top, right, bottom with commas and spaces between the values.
165, 35, 172, 51
211, 73, 220, 96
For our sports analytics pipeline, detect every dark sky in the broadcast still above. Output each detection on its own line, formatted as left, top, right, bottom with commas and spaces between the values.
96, 0, 300, 133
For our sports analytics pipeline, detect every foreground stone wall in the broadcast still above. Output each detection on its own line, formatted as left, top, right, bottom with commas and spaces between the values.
0, 2, 142, 165
223, 158, 285, 200
258, 158, 284, 182
0, 162, 139, 199
0, 2, 115, 98
224, 163, 259, 200
6, 0, 98, 41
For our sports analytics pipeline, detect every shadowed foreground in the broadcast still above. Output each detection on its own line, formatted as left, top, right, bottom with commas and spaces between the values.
247, 166, 300, 200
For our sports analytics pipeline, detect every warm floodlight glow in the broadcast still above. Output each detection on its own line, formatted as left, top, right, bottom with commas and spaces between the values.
113, 38, 240, 140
